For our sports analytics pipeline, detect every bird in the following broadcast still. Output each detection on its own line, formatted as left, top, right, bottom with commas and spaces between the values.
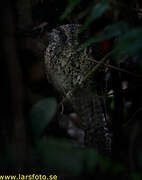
44, 24, 112, 155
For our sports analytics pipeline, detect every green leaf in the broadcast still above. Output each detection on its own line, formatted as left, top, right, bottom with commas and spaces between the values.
115, 27, 142, 57
30, 98, 57, 142
80, 0, 110, 32
79, 21, 129, 50
35, 137, 104, 175
110, 98, 115, 110
35, 136, 114, 175
37, 137, 84, 175
60, 0, 81, 20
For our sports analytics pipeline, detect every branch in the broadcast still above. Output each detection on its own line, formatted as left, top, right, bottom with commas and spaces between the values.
86, 57, 142, 78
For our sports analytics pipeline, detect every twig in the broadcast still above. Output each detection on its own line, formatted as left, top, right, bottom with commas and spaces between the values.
84, 50, 114, 82
86, 57, 142, 78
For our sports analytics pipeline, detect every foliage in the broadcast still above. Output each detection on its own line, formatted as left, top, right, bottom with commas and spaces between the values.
80, 0, 110, 32
1, 0, 142, 177
21, 0, 142, 177
30, 107, 142, 178
79, 21, 129, 50
115, 27, 142, 56
61, 0, 142, 62
30, 98, 57, 143
57, 0, 142, 177
29, 98, 142, 178
60, 0, 81, 20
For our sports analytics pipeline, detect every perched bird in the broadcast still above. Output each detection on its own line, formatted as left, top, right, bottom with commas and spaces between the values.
44, 24, 111, 155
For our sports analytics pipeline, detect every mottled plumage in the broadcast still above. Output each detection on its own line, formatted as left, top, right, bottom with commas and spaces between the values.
44, 24, 111, 155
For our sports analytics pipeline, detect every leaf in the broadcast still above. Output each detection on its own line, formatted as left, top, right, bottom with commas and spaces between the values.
114, 27, 142, 57
37, 137, 85, 175
110, 98, 115, 110
79, 21, 129, 50
60, 0, 81, 20
35, 137, 104, 175
35, 136, 114, 175
30, 98, 57, 142
80, 0, 110, 32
